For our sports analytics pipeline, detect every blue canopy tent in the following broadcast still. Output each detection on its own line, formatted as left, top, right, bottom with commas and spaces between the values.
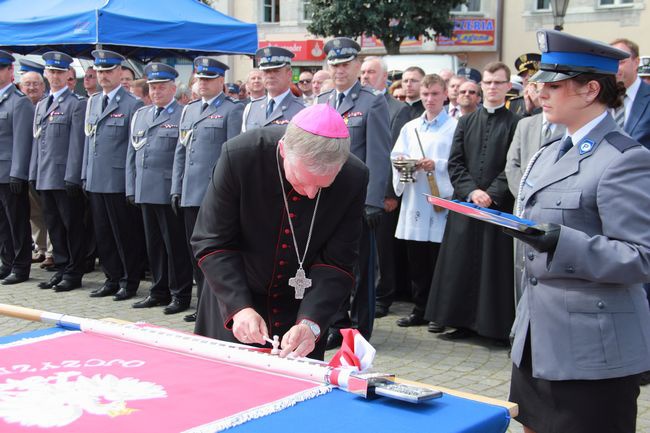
0, 0, 258, 61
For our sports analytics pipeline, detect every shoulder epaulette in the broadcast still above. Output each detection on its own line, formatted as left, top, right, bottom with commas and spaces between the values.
359, 86, 376, 95
226, 96, 240, 103
187, 98, 201, 105
74, 93, 86, 100
14, 88, 26, 97
318, 89, 334, 98
604, 131, 641, 153
135, 104, 151, 114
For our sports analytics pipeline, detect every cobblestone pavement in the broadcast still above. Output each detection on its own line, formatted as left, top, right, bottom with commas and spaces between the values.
2, 267, 650, 432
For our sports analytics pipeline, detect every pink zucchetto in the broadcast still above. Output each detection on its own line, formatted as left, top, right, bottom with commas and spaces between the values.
290, 104, 349, 139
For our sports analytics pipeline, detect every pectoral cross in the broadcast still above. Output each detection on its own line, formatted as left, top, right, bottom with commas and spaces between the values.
289, 268, 311, 299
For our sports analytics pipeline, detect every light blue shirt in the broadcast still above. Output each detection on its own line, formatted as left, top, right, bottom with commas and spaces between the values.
419, 109, 450, 133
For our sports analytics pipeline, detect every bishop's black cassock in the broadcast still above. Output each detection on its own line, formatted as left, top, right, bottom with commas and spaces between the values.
425, 106, 521, 340
191, 127, 368, 359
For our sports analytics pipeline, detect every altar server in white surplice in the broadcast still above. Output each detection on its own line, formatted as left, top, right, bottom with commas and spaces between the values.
391, 74, 456, 330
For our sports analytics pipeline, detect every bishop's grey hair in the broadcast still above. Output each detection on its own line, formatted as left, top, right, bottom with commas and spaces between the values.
282, 122, 350, 176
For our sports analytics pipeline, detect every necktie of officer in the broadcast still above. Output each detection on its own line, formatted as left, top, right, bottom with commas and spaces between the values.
201, 102, 209, 113
154, 106, 164, 119
266, 98, 275, 119
556, 136, 573, 162
614, 95, 627, 128
336, 92, 345, 110
101, 95, 109, 112
542, 121, 552, 141
45, 95, 53, 111
449, 106, 457, 118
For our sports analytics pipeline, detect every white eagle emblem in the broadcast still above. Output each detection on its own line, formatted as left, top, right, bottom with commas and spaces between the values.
0, 371, 166, 428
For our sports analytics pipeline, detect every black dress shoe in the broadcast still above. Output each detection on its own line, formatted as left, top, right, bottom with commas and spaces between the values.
375, 304, 389, 318
89, 284, 119, 298
183, 312, 197, 322
439, 328, 475, 341
38, 274, 62, 289
325, 330, 343, 351
396, 313, 428, 327
0, 267, 12, 280
427, 322, 446, 333
53, 279, 82, 292
113, 287, 137, 301
132, 296, 171, 309
163, 298, 190, 315
1, 273, 29, 285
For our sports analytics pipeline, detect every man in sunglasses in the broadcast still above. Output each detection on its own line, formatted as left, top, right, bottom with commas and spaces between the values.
297, 71, 314, 105
457, 81, 481, 117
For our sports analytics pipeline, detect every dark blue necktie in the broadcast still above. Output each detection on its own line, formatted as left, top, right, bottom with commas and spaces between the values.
336, 92, 345, 109
266, 99, 275, 119
556, 136, 573, 162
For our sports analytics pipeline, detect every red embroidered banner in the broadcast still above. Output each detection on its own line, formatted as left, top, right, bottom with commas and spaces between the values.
0, 331, 328, 432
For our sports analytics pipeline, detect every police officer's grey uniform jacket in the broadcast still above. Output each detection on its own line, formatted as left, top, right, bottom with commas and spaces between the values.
0, 84, 34, 183
511, 113, 650, 381
29, 89, 86, 189
127, 101, 182, 205
243, 92, 304, 132
171, 93, 244, 207
317, 81, 392, 208
82, 87, 144, 193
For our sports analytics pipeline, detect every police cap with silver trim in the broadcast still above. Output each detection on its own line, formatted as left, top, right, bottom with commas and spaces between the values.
42, 51, 73, 71
144, 62, 178, 83
514, 53, 541, 76
638, 56, 650, 78
0, 50, 15, 67
324, 38, 360, 65
19, 59, 45, 75
226, 83, 240, 94
255, 46, 294, 70
91, 49, 125, 71
456, 67, 482, 83
193, 57, 229, 78
531, 29, 629, 83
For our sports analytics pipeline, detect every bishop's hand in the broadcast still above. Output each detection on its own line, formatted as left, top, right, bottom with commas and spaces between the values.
232, 307, 268, 346
280, 323, 316, 359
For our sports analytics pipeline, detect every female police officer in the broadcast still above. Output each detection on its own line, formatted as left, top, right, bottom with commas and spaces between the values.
504, 30, 650, 433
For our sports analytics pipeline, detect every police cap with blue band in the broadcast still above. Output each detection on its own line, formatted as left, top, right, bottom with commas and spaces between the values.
42, 51, 74, 71
0, 50, 15, 67
226, 83, 240, 94
194, 57, 229, 79
531, 29, 629, 83
255, 46, 294, 70
324, 38, 360, 65
144, 62, 178, 84
91, 49, 125, 71
456, 67, 482, 83
19, 59, 45, 75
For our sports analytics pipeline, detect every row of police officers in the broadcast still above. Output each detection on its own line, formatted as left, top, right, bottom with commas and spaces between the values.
0, 38, 392, 332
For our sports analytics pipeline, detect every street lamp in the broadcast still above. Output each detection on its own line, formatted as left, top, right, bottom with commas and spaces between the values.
550, 0, 570, 31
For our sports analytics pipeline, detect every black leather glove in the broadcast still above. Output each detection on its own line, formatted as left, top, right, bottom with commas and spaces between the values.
171, 194, 181, 216
364, 205, 383, 230
126, 195, 136, 206
9, 177, 26, 195
64, 182, 82, 197
503, 223, 561, 253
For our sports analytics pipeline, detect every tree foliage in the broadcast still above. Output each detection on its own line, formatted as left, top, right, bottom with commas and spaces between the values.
307, 0, 465, 54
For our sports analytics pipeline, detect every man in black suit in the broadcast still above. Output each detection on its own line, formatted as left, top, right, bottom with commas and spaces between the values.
360, 56, 407, 318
